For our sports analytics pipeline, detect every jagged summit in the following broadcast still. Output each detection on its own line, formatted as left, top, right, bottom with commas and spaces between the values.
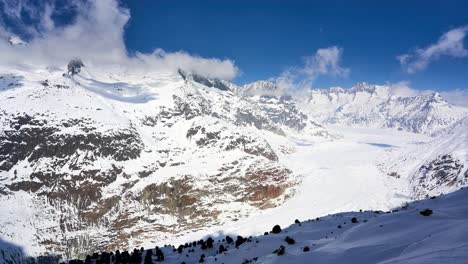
234, 79, 467, 134
302, 83, 467, 134
178, 69, 230, 91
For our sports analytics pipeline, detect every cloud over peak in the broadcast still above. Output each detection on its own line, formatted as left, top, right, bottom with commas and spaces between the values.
398, 25, 468, 73
0, 0, 239, 80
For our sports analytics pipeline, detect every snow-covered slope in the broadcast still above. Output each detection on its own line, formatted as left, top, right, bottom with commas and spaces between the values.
15, 186, 466, 264
384, 116, 468, 199
169, 187, 468, 264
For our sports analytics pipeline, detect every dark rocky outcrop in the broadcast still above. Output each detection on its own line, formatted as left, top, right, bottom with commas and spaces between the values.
412, 154, 466, 198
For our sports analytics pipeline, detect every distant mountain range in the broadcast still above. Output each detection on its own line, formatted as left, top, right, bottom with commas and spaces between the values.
236, 81, 467, 134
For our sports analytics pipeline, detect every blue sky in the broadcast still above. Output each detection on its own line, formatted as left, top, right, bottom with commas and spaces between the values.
123, 0, 468, 90
0, 0, 467, 93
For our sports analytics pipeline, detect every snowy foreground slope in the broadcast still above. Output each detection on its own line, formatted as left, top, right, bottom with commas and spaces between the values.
1, 65, 468, 262
167, 187, 468, 264
4, 186, 468, 264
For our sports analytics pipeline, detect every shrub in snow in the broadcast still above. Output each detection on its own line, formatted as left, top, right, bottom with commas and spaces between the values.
199, 254, 205, 263
201, 241, 207, 250
303, 246, 310, 252
235, 235, 247, 248
144, 250, 152, 264
206, 237, 214, 248
285, 236, 295, 245
177, 245, 184, 254
420, 209, 433, 216
218, 244, 227, 254
295, 219, 301, 224
273, 245, 286, 256
131, 248, 142, 263
351, 217, 359, 223
226, 235, 233, 244
155, 247, 164, 261
242, 257, 259, 263
271, 225, 282, 234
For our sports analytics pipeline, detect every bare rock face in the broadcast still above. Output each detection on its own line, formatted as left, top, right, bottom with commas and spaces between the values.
67, 59, 84, 75
0, 114, 142, 172
411, 154, 467, 198
186, 122, 278, 161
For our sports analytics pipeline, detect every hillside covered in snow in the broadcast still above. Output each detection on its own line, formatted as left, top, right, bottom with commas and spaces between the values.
0, 63, 467, 263
0, 65, 332, 260
5, 186, 468, 264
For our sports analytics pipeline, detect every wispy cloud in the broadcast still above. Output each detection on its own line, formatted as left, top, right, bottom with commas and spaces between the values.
387, 81, 426, 97
0, 0, 239, 80
303, 46, 350, 78
398, 25, 468, 73
276, 46, 350, 91
440, 89, 468, 107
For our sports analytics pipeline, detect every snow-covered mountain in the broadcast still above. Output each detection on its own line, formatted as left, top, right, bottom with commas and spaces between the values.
1, 64, 467, 262
302, 82, 468, 134
238, 81, 467, 134
0, 66, 332, 259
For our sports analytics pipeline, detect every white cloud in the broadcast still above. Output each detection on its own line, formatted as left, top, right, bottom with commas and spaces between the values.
303, 46, 350, 78
135, 49, 238, 80
398, 25, 468, 73
440, 89, 468, 107
387, 81, 428, 97
276, 46, 350, 92
0, 0, 238, 80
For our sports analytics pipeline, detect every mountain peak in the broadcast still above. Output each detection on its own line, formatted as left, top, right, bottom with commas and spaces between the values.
429, 92, 446, 103
178, 69, 230, 91
303, 83, 467, 134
